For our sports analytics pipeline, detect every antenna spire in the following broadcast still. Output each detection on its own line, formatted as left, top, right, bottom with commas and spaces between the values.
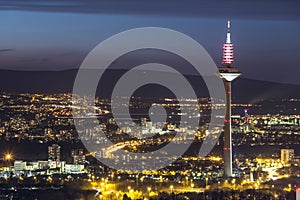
226, 20, 231, 44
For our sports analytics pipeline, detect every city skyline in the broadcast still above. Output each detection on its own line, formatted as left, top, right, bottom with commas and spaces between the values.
0, 92, 299, 199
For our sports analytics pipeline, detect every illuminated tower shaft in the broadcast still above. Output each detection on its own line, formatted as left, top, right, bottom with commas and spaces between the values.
223, 80, 233, 177
219, 21, 241, 178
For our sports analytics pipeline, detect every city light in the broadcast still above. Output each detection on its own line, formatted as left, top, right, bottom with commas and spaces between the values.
4, 153, 13, 161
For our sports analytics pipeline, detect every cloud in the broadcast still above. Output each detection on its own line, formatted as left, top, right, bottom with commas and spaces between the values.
0, 0, 299, 20
0, 49, 14, 52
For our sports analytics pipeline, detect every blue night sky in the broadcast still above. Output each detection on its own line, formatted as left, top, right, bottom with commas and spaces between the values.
0, 0, 300, 84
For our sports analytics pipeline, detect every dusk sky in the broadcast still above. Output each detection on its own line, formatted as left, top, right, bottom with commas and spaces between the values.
0, 0, 300, 84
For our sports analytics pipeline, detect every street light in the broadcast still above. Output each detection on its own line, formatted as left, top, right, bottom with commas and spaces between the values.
170, 185, 174, 193
147, 187, 152, 198
4, 153, 13, 167
205, 177, 209, 189
4, 153, 12, 161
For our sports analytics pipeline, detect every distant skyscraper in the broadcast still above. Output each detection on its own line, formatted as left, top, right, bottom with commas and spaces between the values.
218, 21, 241, 178
48, 144, 61, 161
281, 149, 294, 165
243, 109, 250, 133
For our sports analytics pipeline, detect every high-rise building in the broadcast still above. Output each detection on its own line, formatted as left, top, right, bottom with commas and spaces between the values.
296, 186, 300, 200
218, 21, 241, 178
71, 149, 86, 164
243, 109, 250, 133
14, 161, 26, 171
48, 144, 61, 161
281, 149, 294, 165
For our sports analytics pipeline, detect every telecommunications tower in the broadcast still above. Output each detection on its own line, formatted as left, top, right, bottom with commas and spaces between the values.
218, 21, 241, 178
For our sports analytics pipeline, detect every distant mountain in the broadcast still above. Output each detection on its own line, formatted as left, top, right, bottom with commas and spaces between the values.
0, 69, 299, 103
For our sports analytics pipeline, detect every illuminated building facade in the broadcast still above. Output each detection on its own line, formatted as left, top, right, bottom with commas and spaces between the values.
14, 161, 26, 171
281, 149, 294, 165
71, 149, 86, 165
48, 144, 61, 161
218, 21, 241, 177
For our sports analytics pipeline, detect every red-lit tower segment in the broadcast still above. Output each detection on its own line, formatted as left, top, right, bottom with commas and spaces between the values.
218, 21, 241, 178
222, 21, 234, 66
